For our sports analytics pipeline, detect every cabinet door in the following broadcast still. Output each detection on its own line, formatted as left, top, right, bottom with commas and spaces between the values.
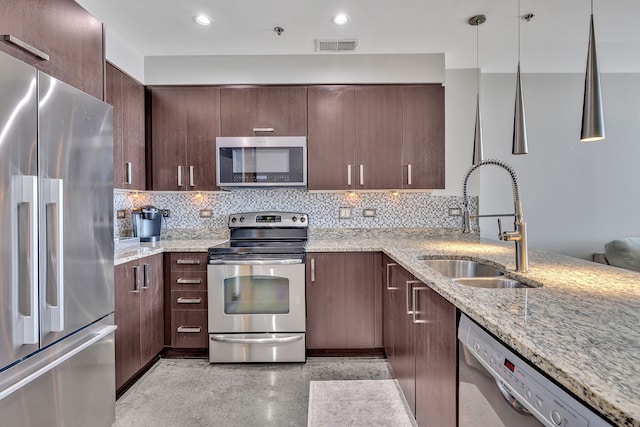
106, 64, 124, 189
185, 87, 220, 191
307, 86, 355, 190
150, 88, 187, 190
305, 253, 375, 349
220, 87, 307, 136
414, 287, 457, 427
382, 255, 398, 362
402, 85, 445, 189
114, 261, 142, 391
122, 71, 146, 190
355, 86, 403, 189
0, 0, 104, 100
390, 264, 417, 416
139, 254, 164, 366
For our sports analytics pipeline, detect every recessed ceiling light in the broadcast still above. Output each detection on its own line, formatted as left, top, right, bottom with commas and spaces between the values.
333, 14, 350, 25
194, 15, 212, 26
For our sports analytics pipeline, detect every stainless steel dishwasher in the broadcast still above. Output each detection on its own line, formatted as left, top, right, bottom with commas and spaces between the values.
458, 314, 610, 427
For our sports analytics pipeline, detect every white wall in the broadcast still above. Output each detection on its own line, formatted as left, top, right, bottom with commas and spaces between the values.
144, 54, 444, 85
104, 27, 145, 83
477, 73, 640, 259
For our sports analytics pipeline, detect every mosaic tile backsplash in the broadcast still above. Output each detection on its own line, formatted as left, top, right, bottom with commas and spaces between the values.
114, 190, 477, 238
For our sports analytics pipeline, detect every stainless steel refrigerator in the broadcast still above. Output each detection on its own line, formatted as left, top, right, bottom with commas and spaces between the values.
0, 51, 116, 426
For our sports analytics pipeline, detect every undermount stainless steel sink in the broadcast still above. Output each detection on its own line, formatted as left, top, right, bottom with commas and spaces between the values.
452, 277, 533, 289
422, 259, 504, 278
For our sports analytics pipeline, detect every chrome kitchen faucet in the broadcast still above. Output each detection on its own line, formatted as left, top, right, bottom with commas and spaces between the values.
461, 159, 529, 273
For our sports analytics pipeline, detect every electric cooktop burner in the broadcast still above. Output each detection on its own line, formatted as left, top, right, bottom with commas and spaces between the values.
208, 211, 309, 259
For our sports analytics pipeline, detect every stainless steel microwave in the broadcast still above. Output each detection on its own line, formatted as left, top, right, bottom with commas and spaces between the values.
216, 136, 307, 188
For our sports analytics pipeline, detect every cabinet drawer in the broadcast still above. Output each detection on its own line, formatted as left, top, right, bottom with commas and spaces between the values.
171, 290, 207, 310
171, 310, 208, 348
168, 253, 207, 271
169, 271, 207, 291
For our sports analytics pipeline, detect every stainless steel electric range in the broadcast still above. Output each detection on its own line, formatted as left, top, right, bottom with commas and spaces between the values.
207, 212, 308, 363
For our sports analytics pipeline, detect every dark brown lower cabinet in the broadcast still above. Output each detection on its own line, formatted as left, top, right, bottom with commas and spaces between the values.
382, 255, 457, 427
306, 252, 382, 350
164, 252, 209, 350
115, 253, 164, 392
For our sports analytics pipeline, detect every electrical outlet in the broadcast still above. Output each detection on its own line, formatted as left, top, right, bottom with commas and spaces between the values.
199, 209, 213, 218
116, 210, 126, 219
339, 207, 352, 219
363, 208, 377, 217
161, 209, 171, 218
448, 207, 462, 217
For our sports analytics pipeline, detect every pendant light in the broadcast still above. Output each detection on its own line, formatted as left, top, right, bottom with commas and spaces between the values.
512, 6, 530, 155
469, 14, 486, 165
580, 0, 605, 142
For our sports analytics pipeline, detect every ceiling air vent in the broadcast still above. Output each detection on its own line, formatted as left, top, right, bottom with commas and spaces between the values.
315, 39, 358, 52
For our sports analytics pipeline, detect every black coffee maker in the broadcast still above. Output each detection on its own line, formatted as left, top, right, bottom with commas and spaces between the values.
132, 205, 163, 242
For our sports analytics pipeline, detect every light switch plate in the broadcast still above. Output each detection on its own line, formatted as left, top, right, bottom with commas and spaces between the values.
339, 207, 352, 219
116, 210, 126, 219
448, 207, 462, 216
363, 208, 377, 217
199, 209, 213, 218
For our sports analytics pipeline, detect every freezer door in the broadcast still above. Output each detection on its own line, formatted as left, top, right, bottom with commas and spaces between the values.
37, 73, 114, 346
0, 52, 39, 370
0, 322, 117, 427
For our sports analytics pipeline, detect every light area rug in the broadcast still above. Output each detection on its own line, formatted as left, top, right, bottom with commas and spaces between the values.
307, 380, 417, 427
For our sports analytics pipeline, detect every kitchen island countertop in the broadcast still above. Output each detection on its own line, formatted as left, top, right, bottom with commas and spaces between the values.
307, 229, 640, 427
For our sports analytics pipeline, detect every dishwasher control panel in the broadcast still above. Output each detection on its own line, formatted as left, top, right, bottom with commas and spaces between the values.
458, 315, 610, 427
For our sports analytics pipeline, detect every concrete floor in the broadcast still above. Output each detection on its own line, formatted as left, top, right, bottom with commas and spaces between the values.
114, 357, 393, 427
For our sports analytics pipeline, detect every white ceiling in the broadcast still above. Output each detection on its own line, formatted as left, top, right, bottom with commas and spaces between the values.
77, 0, 640, 73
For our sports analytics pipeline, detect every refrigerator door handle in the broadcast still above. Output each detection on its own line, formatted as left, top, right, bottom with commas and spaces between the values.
12, 175, 40, 345
45, 178, 64, 332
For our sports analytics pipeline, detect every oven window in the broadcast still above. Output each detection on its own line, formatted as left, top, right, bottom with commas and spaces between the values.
223, 275, 290, 314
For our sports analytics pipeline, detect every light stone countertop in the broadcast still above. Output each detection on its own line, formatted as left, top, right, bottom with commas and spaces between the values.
307, 230, 640, 427
113, 228, 640, 426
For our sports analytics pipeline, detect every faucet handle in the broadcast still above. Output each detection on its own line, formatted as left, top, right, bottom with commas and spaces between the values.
497, 218, 503, 240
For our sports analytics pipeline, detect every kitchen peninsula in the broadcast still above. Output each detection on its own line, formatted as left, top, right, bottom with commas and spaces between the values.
116, 228, 640, 427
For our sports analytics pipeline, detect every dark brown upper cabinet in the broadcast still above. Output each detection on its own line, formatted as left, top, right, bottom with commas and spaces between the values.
106, 63, 146, 190
402, 85, 445, 189
220, 87, 307, 136
308, 84, 445, 191
0, 0, 104, 100
307, 86, 356, 190
149, 87, 221, 191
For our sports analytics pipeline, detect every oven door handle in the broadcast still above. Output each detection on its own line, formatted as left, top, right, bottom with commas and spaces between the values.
209, 259, 303, 265
210, 335, 303, 344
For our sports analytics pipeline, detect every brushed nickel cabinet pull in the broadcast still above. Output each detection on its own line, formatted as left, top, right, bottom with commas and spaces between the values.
310, 258, 316, 282
412, 286, 429, 324
177, 326, 201, 333
407, 164, 412, 186
386, 263, 398, 290
2, 35, 49, 61
347, 165, 352, 186
176, 259, 201, 265
359, 165, 364, 186
252, 127, 274, 132
177, 165, 183, 187
177, 297, 202, 304
143, 264, 150, 289
176, 278, 202, 284
189, 166, 195, 187
125, 162, 132, 185
405, 280, 422, 315
132, 266, 141, 292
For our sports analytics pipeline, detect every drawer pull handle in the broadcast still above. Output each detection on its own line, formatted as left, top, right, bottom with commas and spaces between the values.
177, 297, 202, 304
177, 326, 201, 333
2, 35, 50, 61
176, 259, 201, 265
176, 278, 202, 284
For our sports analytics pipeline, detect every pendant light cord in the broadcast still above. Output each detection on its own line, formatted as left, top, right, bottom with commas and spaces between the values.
476, 22, 480, 101
518, 0, 521, 62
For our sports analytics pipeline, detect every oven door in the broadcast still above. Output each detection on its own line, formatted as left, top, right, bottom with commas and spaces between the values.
207, 259, 305, 334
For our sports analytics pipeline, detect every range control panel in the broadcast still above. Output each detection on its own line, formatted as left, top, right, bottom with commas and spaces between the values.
228, 212, 308, 228
458, 315, 610, 427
